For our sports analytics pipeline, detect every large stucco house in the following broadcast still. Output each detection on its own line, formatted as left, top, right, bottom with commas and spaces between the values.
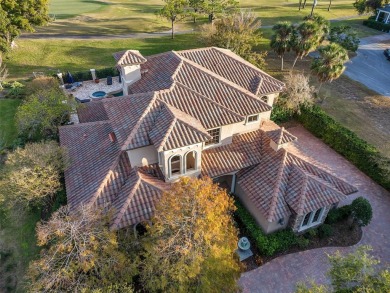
59, 47, 357, 234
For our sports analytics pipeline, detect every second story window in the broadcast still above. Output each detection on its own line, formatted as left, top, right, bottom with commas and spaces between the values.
205, 128, 221, 146
247, 114, 259, 124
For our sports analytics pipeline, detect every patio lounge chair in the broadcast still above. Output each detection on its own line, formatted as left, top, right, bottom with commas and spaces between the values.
107, 76, 113, 85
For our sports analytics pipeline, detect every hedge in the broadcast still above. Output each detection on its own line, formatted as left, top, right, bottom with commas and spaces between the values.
297, 105, 390, 190
362, 19, 390, 33
56, 67, 119, 82
234, 199, 304, 256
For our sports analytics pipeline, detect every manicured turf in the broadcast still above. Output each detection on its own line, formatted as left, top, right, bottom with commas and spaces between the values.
7, 34, 203, 78
37, 0, 359, 36
0, 99, 21, 146
49, 0, 106, 19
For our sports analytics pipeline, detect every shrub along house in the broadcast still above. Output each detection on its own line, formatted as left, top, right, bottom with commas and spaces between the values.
59, 47, 357, 234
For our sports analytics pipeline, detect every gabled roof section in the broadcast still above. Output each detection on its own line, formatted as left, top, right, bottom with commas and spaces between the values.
266, 127, 297, 145
111, 169, 170, 229
59, 121, 122, 208
176, 47, 285, 95
130, 51, 183, 93
77, 100, 109, 123
102, 92, 158, 149
113, 50, 147, 66
284, 166, 346, 216
149, 102, 211, 151
158, 82, 245, 129
174, 60, 272, 116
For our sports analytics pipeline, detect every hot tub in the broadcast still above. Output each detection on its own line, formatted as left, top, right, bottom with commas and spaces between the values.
90, 91, 107, 99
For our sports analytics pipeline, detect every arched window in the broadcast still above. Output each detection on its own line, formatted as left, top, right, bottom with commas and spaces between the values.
169, 155, 182, 177
261, 96, 268, 103
185, 151, 197, 173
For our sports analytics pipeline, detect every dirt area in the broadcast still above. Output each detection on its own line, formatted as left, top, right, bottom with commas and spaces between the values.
265, 51, 390, 158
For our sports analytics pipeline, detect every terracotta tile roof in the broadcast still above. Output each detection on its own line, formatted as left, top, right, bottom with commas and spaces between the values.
175, 60, 272, 116
266, 127, 297, 145
77, 101, 108, 123
202, 122, 357, 222
130, 52, 182, 93
102, 92, 158, 148
59, 121, 123, 208
113, 50, 147, 65
202, 130, 265, 178
149, 103, 211, 151
159, 82, 245, 129
176, 47, 285, 95
284, 166, 346, 215
111, 169, 170, 229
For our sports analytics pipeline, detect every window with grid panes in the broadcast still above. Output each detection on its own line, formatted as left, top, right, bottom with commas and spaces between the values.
205, 128, 221, 146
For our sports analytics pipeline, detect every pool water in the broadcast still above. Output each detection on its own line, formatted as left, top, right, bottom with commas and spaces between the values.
113, 91, 123, 97
91, 91, 107, 98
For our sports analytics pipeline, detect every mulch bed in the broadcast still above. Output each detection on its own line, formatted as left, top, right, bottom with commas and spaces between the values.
237, 218, 362, 272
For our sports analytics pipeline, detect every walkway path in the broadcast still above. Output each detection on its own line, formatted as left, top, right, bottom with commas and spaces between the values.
238, 125, 390, 293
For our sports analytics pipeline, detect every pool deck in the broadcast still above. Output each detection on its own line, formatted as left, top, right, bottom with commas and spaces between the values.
63, 76, 122, 101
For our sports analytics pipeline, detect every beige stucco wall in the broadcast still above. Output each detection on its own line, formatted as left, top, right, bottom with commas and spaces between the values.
120, 65, 141, 95
161, 143, 203, 181
259, 93, 279, 107
235, 183, 289, 234
127, 145, 158, 167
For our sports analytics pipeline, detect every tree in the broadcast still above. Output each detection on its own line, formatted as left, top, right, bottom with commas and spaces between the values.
353, 0, 367, 14
0, 55, 8, 90
141, 177, 240, 293
200, 11, 267, 69
0, 0, 50, 53
202, 0, 238, 23
291, 20, 322, 69
304, 14, 330, 43
16, 78, 75, 140
1, 141, 67, 207
156, 0, 188, 39
270, 22, 294, 70
189, 0, 204, 22
27, 205, 137, 292
310, 43, 349, 91
328, 25, 360, 52
277, 73, 315, 114
296, 246, 390, 292
350, 197, 373, 227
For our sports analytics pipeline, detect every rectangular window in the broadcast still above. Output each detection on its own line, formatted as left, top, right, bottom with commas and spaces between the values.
247, 114, 259, 124
300, 208, 324, 231
205, 128, 221, 146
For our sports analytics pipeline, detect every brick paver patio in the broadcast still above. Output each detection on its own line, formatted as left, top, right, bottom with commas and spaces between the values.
238, 125, 390, 293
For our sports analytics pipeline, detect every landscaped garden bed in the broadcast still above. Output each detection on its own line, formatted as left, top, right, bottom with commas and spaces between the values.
234, 199, 363, 272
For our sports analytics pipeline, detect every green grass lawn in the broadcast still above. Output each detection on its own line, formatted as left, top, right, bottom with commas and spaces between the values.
7, 34, 202, 78
0, 99, 21, 147
34, 0, 360, 36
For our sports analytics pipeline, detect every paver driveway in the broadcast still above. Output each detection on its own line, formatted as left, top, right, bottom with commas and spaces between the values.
238, 125, 390, 293
344, 33, 390, 96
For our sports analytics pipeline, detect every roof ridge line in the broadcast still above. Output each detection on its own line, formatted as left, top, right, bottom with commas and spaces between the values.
117, 50, 130, 66
121, 92, 159, 151
278, 127, 285, 145
59, 120, 110, 129
292, 166, 310, 215
254, 75, 264, 96
111, 171, 142, 228
267, 149, 288, 221
170, 53, 184, 80
87, 151, 125, 206
174, 82, 245, 120
178, 58, 271, 108
157, 117, 177, 152
212, 47, 285, 85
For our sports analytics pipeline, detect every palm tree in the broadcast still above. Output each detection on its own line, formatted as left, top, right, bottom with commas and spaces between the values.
304, 14, 330, 43
270, 22, 294, 70
310, 43, 349, 91
290, 21, 321, 69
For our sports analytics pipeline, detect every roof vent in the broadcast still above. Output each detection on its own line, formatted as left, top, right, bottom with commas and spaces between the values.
109, 132, 117, 142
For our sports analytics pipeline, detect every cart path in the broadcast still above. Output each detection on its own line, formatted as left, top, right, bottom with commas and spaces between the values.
238, 125, 390, 293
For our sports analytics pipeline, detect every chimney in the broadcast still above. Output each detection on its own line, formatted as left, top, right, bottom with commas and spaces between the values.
109, 132, 116, 142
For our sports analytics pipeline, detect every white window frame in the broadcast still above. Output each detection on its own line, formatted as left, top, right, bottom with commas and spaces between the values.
184, 150, 197, 174
168, 154, 182, 178
298, 207, 325, 232
205, 127, 221, 147
246, 114, 259, 124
